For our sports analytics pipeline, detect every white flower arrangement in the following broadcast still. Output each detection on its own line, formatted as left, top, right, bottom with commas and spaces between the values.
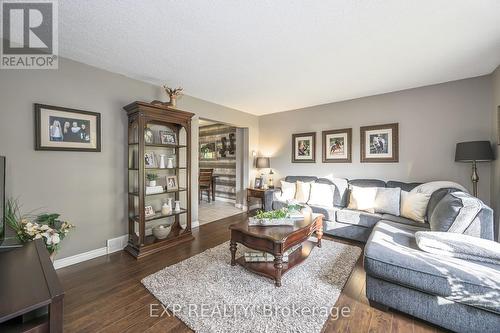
5, 199, 74, 258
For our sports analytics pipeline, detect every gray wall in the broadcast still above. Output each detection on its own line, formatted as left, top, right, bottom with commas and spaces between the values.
0, 58, 259, 259
259, 76, 493, 203
491, 66, 500, 240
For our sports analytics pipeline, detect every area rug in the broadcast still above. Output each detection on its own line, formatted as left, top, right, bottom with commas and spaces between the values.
142, 239, 362, 333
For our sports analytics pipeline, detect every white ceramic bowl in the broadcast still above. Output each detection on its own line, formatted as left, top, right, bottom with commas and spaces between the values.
152, 224, 171, 239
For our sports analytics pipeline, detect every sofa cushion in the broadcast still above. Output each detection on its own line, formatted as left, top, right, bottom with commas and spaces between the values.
400, 191, 430, 222
349, 179, 386, 188
429, 192, 482, 233
308, 182, 335, 207
295, 181, 312, 203
309, 204, 339, 221
285, 176, 318, 183
424, 187, 461, 218
277, 180, 296, 202
347, 186, 378, 213
336, 208, 383, 228
317, 177, 349, 207
374, 187, 401, 216
386, 180, 421, 192
364, 221, 500, 313
381, 214, 430, 228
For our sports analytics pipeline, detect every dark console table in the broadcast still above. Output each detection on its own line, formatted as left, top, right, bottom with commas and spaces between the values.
0, 239, 64, 332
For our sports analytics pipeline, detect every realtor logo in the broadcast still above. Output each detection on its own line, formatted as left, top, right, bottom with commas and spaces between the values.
1, 0, 58, 69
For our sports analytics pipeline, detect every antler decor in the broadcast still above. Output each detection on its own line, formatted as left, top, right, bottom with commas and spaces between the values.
151, 85, 184, 108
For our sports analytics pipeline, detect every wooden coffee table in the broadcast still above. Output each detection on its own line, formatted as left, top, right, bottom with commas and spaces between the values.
229, 214, 323, 287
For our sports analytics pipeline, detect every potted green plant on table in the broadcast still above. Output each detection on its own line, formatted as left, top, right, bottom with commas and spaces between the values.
5, 199, 75, 262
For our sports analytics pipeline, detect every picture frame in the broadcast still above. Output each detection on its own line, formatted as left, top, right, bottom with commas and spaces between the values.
35, 103, 101, 152
322, 128, 352, 163
159, 130, 177, 145
144, 152, 157, 168
166, 175, 178, 191
254, 177, 263, 189
145, 205, 156, 218
360, 123, 399, 163
200, 142, 217, 160
292, 132, 316, 163
144, 128, 154, 144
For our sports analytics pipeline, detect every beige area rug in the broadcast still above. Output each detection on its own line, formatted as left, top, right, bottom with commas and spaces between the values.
142, 239, 362, 333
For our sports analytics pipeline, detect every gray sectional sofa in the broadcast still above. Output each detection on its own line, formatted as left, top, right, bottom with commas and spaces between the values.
265, 176, 500, 333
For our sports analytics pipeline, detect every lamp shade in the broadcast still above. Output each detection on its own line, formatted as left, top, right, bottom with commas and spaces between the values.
455, 141, 494, 162
256, 157, 270, 168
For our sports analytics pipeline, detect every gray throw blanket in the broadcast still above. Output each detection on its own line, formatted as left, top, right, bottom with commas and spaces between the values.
415, 231, 500, 265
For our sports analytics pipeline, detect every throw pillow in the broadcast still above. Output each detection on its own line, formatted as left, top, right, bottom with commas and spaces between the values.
400, 191, 431, 222
347, 186, 377, 213
374, 187, 401, 216
295, 181, 313, 204
278, 180, 296, 202
415, 231, 500, 265
429, 192, 482, 233
308, 182, 335, 207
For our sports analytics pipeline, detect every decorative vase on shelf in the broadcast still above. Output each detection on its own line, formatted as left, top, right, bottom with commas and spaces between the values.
149, 180, 157, 187
161, 201, 171, 215
174, 200, 181, 212
159, 154, 166, 169
49, 251, 56, 262
167, 157, 174, 169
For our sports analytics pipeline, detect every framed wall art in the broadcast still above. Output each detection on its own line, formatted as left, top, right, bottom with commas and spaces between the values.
35, 104, 101, 152
292, 132, 316, 163
360, 123, 399, 163
322, 128, 352, 163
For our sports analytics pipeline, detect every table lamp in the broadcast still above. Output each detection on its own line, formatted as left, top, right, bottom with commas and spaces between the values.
256, 157, 274, 189
455, 141, 494, 197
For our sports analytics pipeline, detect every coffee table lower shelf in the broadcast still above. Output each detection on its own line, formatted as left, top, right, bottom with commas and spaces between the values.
235, 240, 316, 282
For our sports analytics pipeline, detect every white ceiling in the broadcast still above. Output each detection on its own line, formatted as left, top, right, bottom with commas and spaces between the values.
59, 1, 500, 115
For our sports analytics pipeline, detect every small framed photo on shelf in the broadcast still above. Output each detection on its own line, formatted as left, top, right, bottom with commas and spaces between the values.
145, 205, 156, 218
144, 128, 154, 144
159, 130, 177, 145
144, 152, 156, 168
166, 175, 178, 191
254, 177, 263, 189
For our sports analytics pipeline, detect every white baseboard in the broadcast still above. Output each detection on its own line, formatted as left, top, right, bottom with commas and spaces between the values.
54, 234, 129, 270
53, 247, 108, 270
192, 220, 200, 229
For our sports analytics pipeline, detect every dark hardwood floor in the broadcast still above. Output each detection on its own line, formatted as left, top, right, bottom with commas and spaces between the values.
57, 213, 444, 332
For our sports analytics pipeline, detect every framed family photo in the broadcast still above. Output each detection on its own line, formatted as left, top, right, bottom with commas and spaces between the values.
159, 130, 177, 145
35, 104, 101, 152
322, 128, 352, 163
144, 152, 156, 168
360, 123, 399, 162
292, 132, 316, 163
166, 175, 178, 191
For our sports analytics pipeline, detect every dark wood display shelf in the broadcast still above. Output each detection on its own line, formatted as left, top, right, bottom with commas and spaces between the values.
133, 208, 187, 222
124, 101, 194, 259
128, 142, 187, 148
128, 187, 187, 196
128, 167, 187, 171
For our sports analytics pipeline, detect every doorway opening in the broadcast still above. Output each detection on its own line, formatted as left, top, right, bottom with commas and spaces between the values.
198, 118, 248, 225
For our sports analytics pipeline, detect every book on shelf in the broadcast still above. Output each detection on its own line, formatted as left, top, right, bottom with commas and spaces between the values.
146, 185, 164, 195
243, 244, 301, 263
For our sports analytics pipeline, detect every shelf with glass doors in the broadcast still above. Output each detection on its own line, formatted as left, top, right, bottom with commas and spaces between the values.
124, 101, 194, 259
